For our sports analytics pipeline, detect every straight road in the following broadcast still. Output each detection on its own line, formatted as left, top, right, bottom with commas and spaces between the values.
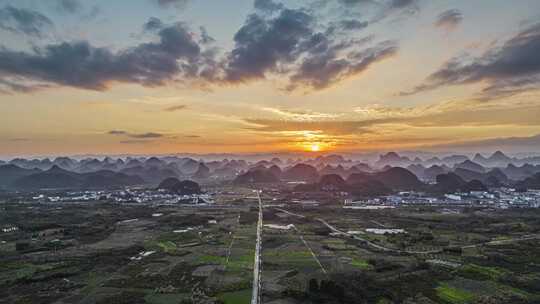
251, 190, 263, 304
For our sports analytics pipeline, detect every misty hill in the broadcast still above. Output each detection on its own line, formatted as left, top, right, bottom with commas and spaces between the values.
375, 152, 411, 168
268, 165, 282, 179
178, 158, 200, 174
423, 165, 449, 182
296, 173, 393, 197
233, 168, 280, 184
345, 167, 422, 190
515, 173, 540, 190
0, 165, 42, 188
452, 168, 509, 187
454, 160, 485, 173
430, 173, 487, 194
503, 164, 540, 181
157, 178, 201, 195
3, 153, 540, 190
120, 165, 179, 184
406, 164, 426, 180
356, 167, 424, 190
473, 151, 513, 167
295, 174, 348, 192
192, 163, 211, 179
282, 164, 319, 182
12, 165, 143, 190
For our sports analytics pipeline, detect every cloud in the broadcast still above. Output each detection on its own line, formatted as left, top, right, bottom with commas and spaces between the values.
143, 17, 164, 32
339, 20, 369, 31
337, 0, 419, 20
0, 5, 53, 37
8, 138, 30, 142
54, 1, 100, 20
199, 26, 215, 44
287, 40, 397, 91
0, 19, 217, 92
248, 100, 540, 138
254, 0, 284, 13
224, 9, 314, 83
262, 107, 342, 120
56, 0, 82, 14
163, 104, 188, 112
0, 3, 395, 93
130, 132, 163, 139
245, 119, 377, 136
429, 133, 540, 151
434, 9, 463, 33
107, 130, 163, 138
224, 6, 397, 91
0, 78, 52, 93
152, 0, 189, 9
402, 22, 540, 98
107, 130, 127, 135
119, 140, 151, 144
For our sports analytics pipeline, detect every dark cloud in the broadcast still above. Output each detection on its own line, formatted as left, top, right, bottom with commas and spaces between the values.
8, 138, 30, 142
224, 6, 396, 90
402, 22, 540, 98
339, 20, 369, 31
199, 26, 215, 44
0, 3, 395, 93
224, 9, 314, 83
163, 104, 188, 112
0, 6, 53, 37
337, 0, 419, 19
338, 0, 374, 7
0, 78, 52, 93
143, 17, 164, 32
130, 132, 163, 139
56, 0, 82, 14
54, 0, 100, 20
107, 130, 163, 139
152, 0, 189, 9
390, 0, 416, 9
288, 40, 397, 90
108, 130, 127, 135
254, 0, 284, 13
119, 140, 151, 144
0, 19, 217, 92
434, 9, 463, 32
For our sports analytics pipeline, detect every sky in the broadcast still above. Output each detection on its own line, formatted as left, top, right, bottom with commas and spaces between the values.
1, 0, 540, 157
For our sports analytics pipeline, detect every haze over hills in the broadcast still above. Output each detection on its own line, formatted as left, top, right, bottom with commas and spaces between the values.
2, 151, 540, 192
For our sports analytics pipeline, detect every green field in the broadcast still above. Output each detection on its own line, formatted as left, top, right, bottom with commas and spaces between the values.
436, 283, 475, 304
217, 289, 251, 304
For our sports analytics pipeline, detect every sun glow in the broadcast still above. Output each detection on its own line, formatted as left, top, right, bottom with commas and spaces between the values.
310, 144, 320, 152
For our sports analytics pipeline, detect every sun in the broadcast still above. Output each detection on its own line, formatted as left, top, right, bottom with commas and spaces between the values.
310, 143, 320, 152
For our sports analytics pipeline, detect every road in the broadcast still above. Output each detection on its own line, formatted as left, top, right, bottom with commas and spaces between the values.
293, 226, 327, 275
251, 190, 263, 304
462, 234, 540, 249
270, 207, 442, 255
316, 218, 405, 253
275, 208, 306, 218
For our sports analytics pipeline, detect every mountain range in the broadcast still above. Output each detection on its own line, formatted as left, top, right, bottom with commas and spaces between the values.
1, 151, 540, 191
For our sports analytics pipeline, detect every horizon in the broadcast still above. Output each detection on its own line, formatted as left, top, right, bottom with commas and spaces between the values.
3, 149, 540, 162
1, 0, 540, 155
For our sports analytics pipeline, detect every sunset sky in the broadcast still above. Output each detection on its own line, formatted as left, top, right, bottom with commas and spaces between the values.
1, 0, 540, 157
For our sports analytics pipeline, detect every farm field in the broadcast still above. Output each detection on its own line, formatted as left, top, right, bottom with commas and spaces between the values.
1, 199, 540, 303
